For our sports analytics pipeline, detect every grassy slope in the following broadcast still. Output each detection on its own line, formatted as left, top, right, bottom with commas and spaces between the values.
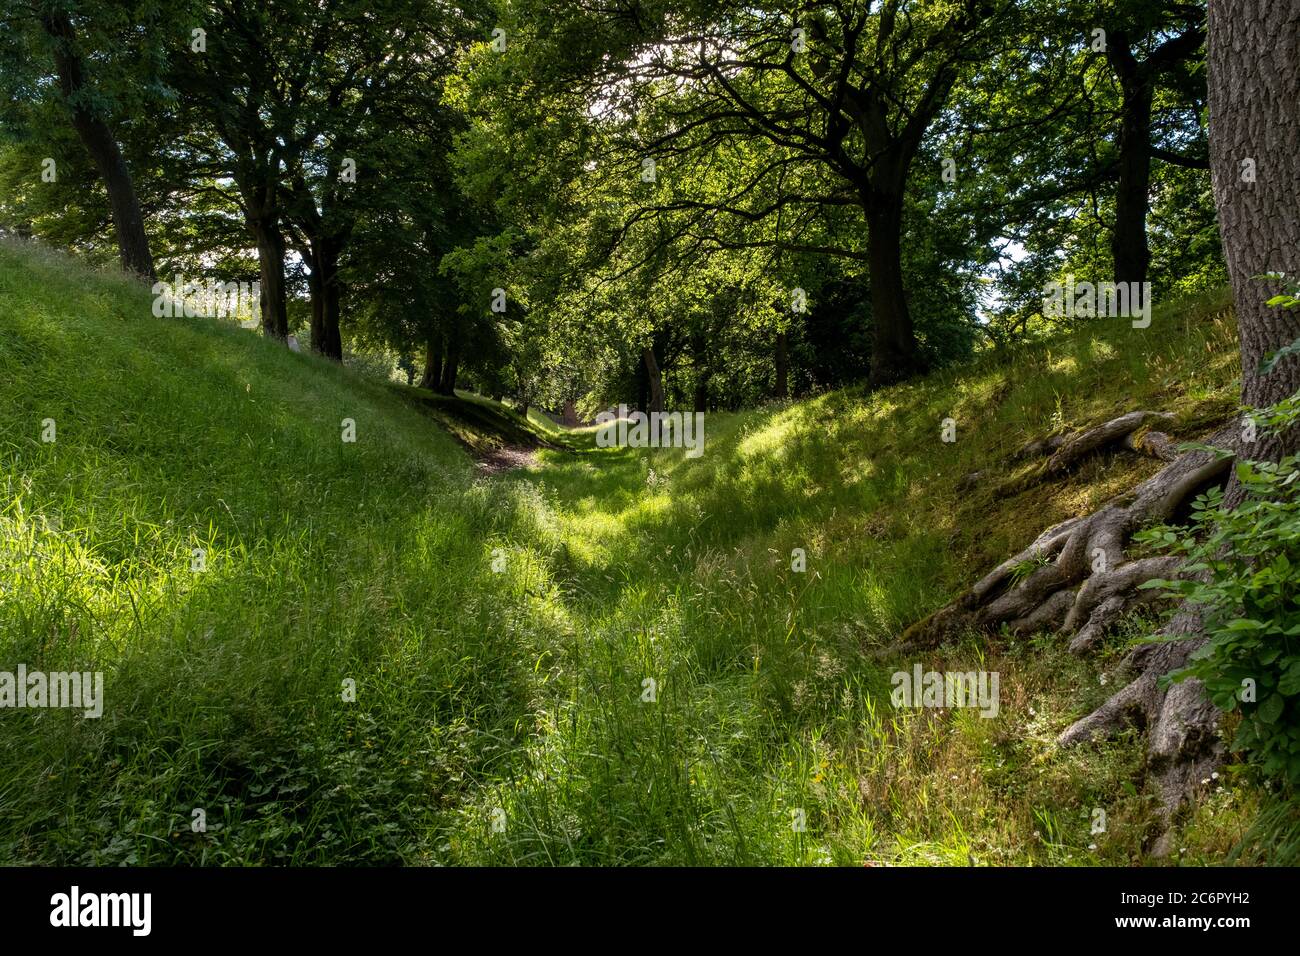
0, 242, 531, 863
393, 384, 569, 454
0, 239, 1255, 865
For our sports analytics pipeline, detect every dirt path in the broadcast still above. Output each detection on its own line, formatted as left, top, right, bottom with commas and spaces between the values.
476, 445, 538, 475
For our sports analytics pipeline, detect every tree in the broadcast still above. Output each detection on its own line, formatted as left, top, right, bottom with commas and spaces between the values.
280, 0, 486, 359
495, 0, 1008, 388
169, 0, 316, 340
909, 0, 1299, 852
171, 0, 490, 348
1101, 2, 1207, 287
1, 2, 161, 279
1207, 0, 1300, 454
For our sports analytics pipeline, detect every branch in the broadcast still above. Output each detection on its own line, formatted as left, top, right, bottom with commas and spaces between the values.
1150, 145, 1209, 169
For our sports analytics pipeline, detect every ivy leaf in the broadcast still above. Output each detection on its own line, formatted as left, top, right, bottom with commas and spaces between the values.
1259, 336, 1300, 375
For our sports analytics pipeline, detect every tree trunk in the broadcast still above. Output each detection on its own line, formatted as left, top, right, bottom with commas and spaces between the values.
515, 369, 530, 417
635, 355, 649, 412
642, 346, 664, 413
306, 264, 323, 352
1036, 0, 1300, 848
419, 333, 443, 390
865, 202, 925, 388
438, 328, 460, 396
306, 237, 343, 360
322, 278, 342, 359
693, 328, 712, 411
251, 217, 289, 340
40, 11, 155, 281
1208, 0, 1300, 469
774, 331, 789, 399
1105, 24, 1207, 288
1111, 72, 1154, 286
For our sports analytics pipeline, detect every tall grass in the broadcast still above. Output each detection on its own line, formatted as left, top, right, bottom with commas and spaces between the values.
0, 239, 1255, 865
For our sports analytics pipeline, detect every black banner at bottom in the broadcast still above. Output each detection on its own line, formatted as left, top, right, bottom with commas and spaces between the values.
0, 865, 1280, 942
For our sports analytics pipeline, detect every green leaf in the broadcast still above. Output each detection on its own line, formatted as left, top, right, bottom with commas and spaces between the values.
1279, 668, 1300, 697
1226, 618, 1266, 631
1260, 337, 1300, 375
1258, 693, 1285, 725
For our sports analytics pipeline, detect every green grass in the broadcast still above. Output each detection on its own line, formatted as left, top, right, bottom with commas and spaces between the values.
392, 384, 573, 455
0, 238, 1260, 865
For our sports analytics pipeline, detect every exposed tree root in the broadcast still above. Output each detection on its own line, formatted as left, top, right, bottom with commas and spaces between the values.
1041, 410, 1175, 477
1062, 555, 1182, 653
1122, 428, 1179, 462
1008, 586, 1076, 636
905, 429, 1231, 647
903, 421, 1237, 843
1013, 433, 1069, 461
987, 410, 1178, 496
1058, 605, 1222, 856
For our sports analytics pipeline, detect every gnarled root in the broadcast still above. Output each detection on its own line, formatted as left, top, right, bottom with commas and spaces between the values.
1063, 555, 1182, 654
1122, 428, 1179, 462
1058, 605, 1223, 855
986, 410, 1179, 496
903, 423, 1236, 833
908, 427, 1232, 649
1041, 410, 1176, 477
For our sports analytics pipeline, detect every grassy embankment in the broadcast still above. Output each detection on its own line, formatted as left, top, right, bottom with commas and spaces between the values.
0, 238, 1258, 864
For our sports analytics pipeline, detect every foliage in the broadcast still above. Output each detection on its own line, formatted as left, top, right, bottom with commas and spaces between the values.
0, 240, 1247, 864
0, 0, 1231, 411
1138, 288, 1300, 785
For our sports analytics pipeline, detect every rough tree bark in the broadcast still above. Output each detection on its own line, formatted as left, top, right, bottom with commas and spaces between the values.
642, 346, 664, 414
907, 424, 1235, 853
1208, 0, 1300, 470
419, 334, 443, 391
914, 1, 1300, 854
40, 11, 155, 281
774, 331, 789, 400
250, 210, 289, 340
1105, 23, 1206, 287
1090, 0, 1300, 848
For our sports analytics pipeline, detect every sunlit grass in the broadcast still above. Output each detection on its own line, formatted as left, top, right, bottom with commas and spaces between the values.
0, 239, 1259, 866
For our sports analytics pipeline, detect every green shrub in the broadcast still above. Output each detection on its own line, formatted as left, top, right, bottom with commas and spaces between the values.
1139, 317, 1300, 783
